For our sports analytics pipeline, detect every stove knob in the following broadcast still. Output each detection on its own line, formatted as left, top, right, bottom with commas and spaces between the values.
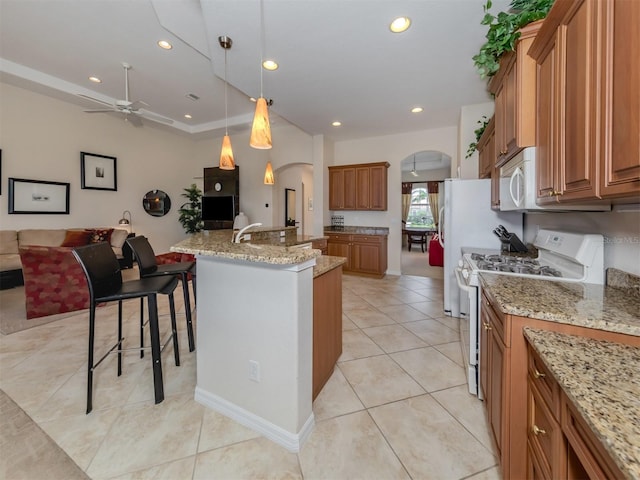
458, 259, 464, 268
462, 269, 469, 279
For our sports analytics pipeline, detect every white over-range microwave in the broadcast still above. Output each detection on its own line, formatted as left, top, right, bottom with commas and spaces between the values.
499, 147, 610, 212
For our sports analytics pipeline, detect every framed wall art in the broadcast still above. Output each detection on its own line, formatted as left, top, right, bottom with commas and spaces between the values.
81, 151, 117, 191
8, 178, 70, 214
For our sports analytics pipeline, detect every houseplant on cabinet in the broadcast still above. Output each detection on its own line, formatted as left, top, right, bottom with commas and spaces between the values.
178, 184, 204, 234
473, 0, 554, 79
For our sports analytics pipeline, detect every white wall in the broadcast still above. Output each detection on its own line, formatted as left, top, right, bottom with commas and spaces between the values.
0, 82, 196, 253
333, 127, 458, 275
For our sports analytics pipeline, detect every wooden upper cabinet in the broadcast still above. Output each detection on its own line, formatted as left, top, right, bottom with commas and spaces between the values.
530, 0, 640, 202
477, 116, 496, 179
489, 21, 541, 167
328, 162, 390, 211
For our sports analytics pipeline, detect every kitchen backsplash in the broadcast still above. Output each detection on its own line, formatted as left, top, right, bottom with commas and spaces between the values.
606, 268, 640, 297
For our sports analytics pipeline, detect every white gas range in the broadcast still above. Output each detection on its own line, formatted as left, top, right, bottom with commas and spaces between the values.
456, 229, 605, 397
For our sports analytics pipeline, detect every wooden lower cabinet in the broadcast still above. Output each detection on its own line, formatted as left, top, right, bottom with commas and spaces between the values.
312, 265, 343, 399
480, 288, 637, 479
311, 238, 328, 255
326, 232, 387, 278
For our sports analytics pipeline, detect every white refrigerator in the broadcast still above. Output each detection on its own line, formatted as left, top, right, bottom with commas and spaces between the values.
439, 178, 523, 317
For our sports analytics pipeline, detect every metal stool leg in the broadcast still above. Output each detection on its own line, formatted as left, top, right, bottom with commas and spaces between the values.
140, 297, 145, 358
181, 273, 195, 352
146, 294, 165, 404
169, 293, 180, 367
86, 303, 96, 414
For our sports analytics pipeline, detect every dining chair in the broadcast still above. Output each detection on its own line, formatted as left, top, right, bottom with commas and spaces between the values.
72, 242, 180, 413
126, 236, 196, 352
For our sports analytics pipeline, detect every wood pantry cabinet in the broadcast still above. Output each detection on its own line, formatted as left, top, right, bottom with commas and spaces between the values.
488, 21, 541, 167
328, 162, 390, 211
529, 0, 640, 203
326, 232, 387, 278
479, 288, 638, 479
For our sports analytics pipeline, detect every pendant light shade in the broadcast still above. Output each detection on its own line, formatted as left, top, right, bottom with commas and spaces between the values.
264, 161, 274, 184
219, 35, 236, 170
220, 135, 235, 170
250, 97, 272, 149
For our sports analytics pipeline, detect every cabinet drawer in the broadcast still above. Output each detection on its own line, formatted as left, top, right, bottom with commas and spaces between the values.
351, 234, 383, 244
527, 344, 560, 416
528, 379, 562, 479
481, 290, 508, 346
327, 233, 350, 242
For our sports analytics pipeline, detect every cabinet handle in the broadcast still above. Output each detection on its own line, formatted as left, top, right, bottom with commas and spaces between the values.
533, 368, 546, 379
500, 149, 508, 155
532, 425, 547, 436
483, 322, 492, 331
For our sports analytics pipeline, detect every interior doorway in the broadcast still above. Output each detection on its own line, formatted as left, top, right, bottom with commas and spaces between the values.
399, 150, 450, 278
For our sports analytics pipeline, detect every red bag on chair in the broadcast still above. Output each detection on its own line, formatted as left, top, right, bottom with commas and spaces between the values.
429, 234, 444, 267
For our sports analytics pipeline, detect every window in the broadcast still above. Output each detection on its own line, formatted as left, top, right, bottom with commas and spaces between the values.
407, 186, 434, 227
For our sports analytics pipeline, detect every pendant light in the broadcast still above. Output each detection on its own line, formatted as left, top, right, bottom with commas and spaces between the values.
219, 36, 235, 170
264, 161, 274, 185
410, 154, 419, 177
249, 0, 272, 149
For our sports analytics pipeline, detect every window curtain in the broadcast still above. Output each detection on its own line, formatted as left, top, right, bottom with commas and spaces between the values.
401, 182, 412, 225
427, 182, 439, 228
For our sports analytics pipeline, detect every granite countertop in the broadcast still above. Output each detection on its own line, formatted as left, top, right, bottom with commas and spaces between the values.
524, 327, 640, 479
314, 255, 347, 277
479, 273, 640, 337
324, 226, 389, 235
251, 234, 328, 248
171, 231, 319, 266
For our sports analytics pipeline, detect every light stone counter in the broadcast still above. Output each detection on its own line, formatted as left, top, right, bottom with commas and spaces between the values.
524, 327, 640, 479
171, 231, 319, 265
479, 273, 640, 337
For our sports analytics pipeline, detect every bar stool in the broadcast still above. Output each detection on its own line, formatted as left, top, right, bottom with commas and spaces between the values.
126, 236, 196, 352
72, 242, 180, 413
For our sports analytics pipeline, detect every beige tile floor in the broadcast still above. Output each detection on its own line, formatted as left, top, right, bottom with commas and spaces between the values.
0, 273, 501, 480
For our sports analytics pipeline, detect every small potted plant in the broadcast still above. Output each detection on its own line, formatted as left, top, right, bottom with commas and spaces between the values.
178, 184, 204, 234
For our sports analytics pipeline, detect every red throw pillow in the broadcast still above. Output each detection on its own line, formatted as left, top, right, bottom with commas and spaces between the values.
86, 228, 114, 244
60, 229, 91, 247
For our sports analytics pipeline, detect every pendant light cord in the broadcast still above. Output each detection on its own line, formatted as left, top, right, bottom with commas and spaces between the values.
224, 47, 229, 135
259, 0, 265, 97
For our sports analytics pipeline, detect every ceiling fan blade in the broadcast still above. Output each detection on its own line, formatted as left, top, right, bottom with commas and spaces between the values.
137, 110, 174, 125
84, 108, 116, 113
129, 100, 150, 110
78, 94, 114, 108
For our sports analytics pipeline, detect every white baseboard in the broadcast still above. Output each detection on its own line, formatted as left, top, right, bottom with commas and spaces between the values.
194, 386, 315, 453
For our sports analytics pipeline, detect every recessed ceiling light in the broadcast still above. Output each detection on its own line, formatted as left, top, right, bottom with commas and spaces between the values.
88, 76, 101, 83
332, 121, 342, 127
411, 106, 424, 113
158, 40, 173, 50
390, 17, 411, 33
262, 60, 278, 71
184, 114, 192, 119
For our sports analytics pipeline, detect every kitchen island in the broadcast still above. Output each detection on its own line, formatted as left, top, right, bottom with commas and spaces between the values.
171, 231, 344, 452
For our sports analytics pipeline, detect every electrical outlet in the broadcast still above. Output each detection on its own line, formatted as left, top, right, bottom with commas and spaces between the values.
243, 233, 251, 241
280, 230, 286, 237
249, 360, 260, 382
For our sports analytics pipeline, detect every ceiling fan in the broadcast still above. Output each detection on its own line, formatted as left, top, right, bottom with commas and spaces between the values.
78, 62, 173, 127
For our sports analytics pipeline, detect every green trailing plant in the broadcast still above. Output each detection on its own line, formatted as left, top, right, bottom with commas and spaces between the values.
466, 116, 491, 158
473, 0, 555, 78
178, 184, 204, 234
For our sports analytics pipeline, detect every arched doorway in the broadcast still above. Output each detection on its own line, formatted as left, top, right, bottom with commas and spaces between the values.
400, 150, 450, 278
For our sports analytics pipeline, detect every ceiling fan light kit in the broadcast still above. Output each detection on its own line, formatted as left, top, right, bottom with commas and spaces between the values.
218, 35, 236, 170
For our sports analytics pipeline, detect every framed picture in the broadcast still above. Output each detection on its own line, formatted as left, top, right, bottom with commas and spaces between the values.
8, 178, 70, 214
81, 151, 117, 191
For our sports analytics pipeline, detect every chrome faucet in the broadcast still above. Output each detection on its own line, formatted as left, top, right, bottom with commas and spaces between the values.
234, 223, 262, 243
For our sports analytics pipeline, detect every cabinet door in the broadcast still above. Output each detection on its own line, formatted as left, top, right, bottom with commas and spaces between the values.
351, 241, 381, 275
368, 164, 388, 210
489, 330, 504, 457
560, 0, 600, 200
491, 163, 501, 210
355, 166, 370, 209
600, 0, 640, 197
343, 168, 357, 210
479, 305, 490, 399
327, 234, 351, 270
494, 80, 508, 164
328, 169, 345, 210
536, 33, 560, 203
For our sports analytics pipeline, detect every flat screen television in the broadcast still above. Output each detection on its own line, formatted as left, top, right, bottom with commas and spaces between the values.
202, 195, 235, 222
